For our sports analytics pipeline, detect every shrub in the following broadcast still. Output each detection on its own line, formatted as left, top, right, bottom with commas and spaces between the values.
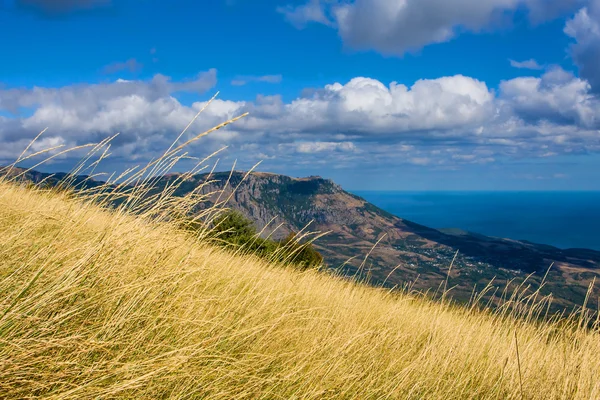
208, 210, 323, 269
281, 231, 324, 270
212, 210, 257, 242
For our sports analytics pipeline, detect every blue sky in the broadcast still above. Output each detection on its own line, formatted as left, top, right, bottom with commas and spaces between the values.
1, 0, 599, 190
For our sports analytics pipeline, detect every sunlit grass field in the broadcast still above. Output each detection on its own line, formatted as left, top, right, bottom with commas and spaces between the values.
1, 172, 600, 399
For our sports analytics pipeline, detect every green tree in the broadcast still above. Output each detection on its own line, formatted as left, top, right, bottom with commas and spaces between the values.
212, 210, 256, 242
186, 210, 323, 270
281, 232, 324, 270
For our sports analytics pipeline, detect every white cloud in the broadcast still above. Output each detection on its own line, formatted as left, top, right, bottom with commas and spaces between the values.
2, 68, 600, 170
281, 0, 582, 55
267, 75, 495, 135
0, 69, 217, 114
277, 0, 332, 28
509, 58, 544, 70
499, 67, 599, 127
295, 141, 356, 153
333, 0, 521, 55
409, 157, 431, 166
565, 0, 600, 92
0, 70, 222, 161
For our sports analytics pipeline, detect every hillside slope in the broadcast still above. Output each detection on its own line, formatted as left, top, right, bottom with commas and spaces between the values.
2, 179, 600, 398
167, 171, 600, 312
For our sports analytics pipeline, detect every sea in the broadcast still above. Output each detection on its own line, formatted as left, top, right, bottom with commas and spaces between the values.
352, 191, 600, 251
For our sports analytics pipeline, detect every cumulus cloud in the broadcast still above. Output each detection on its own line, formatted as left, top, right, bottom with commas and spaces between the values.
281, 0, 582, 55
565, 0, 600, 92
509, 58, 544, 70
2, 68, 600, 171
0, 69, 217, 114
334, 0, 522, 55
499, 67, 599, 127
0, 70, 222, 162
279, 75, 495, 134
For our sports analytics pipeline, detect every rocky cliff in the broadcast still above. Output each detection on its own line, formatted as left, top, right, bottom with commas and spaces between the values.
180, 171, 600, 312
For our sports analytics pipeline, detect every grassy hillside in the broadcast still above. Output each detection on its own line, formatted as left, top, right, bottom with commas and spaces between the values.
1, 179, 600, 399
129, 169, 600, 313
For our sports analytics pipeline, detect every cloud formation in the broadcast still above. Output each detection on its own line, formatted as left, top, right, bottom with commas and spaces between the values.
565, 0, 600, 92
295, 141, 356, 153
0, 70, 220, 162
509, 58, 544, 70
0, 69, 217, 114
277, 0, 332, 28
499, 67, 599, 128
280, 0, 584, 55
1, 67, 600, 172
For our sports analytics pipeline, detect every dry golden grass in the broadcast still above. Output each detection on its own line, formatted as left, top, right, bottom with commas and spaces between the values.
1, 175, 600, 399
